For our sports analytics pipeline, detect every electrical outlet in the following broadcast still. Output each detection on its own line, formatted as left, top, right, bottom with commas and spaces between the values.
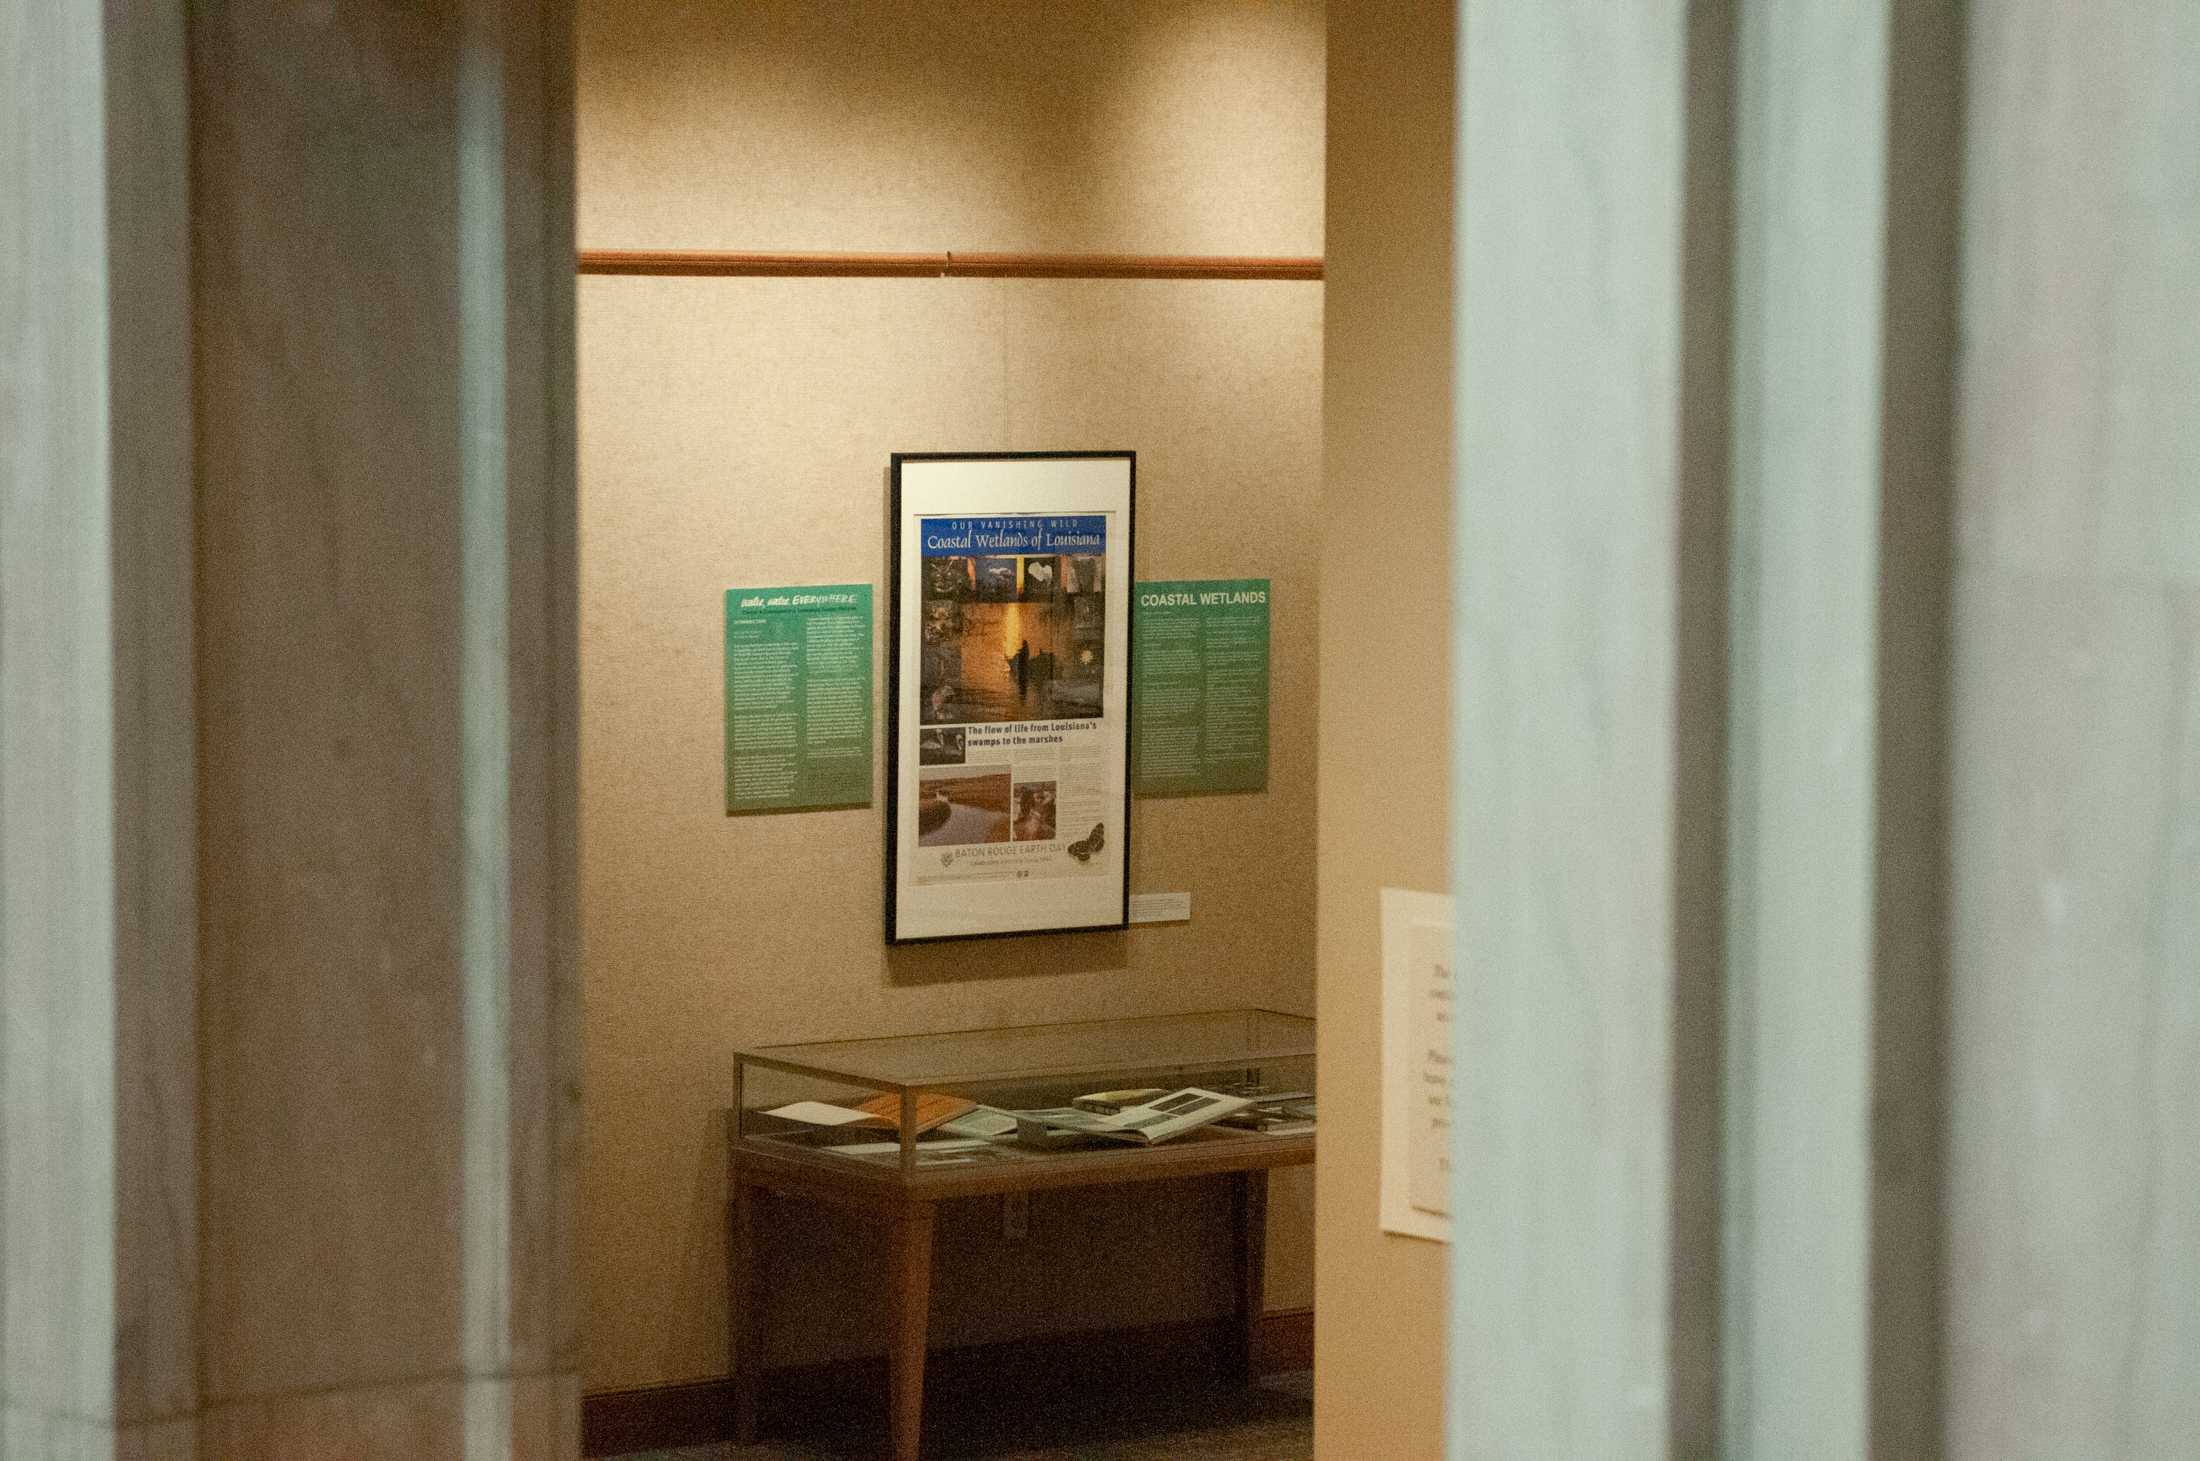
1001, 1190, 1030, 1240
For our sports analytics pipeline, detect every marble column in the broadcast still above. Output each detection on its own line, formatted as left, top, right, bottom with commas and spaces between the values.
1448, 0, 1973, 1450
1719, 3, 1959, 1456
2, 2, 197, 1457
1452, 0, 2193, 1456
189, 1, 579, 1456
1947, 1, 2200, 1454
1448, 3, 1732, 1454
6, 2, 577, 1457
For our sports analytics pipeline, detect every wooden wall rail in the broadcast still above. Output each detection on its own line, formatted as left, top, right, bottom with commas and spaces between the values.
578, 249, 1324, 281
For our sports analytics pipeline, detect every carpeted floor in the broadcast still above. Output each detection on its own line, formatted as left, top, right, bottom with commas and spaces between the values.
605, 1370, 1312, 1461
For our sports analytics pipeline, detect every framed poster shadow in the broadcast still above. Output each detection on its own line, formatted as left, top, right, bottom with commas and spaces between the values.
883, 927, 1133, 987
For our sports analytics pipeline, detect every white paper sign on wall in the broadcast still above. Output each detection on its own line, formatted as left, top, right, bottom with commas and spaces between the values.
1380, 887, 1456, 1242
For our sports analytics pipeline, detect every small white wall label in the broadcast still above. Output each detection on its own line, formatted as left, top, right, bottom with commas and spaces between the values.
1128, 891, 1192, 924
1381, 887, 1455, 1242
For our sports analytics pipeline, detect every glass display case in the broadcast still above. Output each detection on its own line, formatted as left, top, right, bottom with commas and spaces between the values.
728, 1010, 1316, 1458
732, 1008, 1316, 1188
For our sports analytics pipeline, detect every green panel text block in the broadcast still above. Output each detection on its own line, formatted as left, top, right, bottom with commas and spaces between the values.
725, 584, 873, 812
1133, 578, 1271, 796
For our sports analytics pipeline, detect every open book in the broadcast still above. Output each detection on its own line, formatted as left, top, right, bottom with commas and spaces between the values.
1011, 1087, 1254, 1147
762, 1092, 978, 1137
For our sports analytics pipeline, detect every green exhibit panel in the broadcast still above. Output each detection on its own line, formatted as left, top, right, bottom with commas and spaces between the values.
725, 584, 873, 812
1133, 578, 1272, 796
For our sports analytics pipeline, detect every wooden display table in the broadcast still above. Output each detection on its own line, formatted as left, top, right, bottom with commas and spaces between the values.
728, 1011, 1315, 1461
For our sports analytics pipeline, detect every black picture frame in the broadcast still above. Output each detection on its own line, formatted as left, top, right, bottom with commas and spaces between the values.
886, 451, 1135, 944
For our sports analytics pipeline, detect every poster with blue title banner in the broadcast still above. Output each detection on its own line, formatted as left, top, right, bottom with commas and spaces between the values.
888, 454, 1134, 943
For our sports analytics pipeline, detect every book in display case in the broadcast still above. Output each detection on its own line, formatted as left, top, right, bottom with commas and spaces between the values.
732, 1008, 1316, 1189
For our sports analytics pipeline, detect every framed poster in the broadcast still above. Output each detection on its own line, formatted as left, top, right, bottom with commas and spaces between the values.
887, 452, 1134, 943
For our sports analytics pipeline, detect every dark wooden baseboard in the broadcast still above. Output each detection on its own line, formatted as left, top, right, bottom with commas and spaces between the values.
582, 1308, 1314, 1457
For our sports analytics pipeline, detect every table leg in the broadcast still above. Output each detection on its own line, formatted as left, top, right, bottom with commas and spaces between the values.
889, 1203, 937, 1461
729, 1178, 762, 1445
1231, 1170, 1269, 1386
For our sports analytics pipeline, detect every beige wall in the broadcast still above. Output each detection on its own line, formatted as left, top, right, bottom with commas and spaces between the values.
577, 1, 1324, 1395
580, 0, 1323, 256
1315, 0, 1453, 1457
